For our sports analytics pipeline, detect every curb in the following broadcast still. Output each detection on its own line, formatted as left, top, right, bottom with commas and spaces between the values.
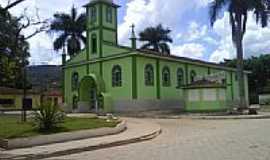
120, 114, 270, 120
0, 120, 127, 150
2, 124, 162, 160
192, 115, 270, 120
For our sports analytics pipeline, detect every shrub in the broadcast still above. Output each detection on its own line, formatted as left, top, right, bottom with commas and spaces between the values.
32, 102, 65, 132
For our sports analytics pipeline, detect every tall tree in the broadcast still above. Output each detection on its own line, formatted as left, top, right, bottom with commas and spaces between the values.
0, 6, 30, 88
222, 55, 270, 104
3, 0, 26, 11
49, 6, 86, 57
139, 24, 173, 55
209, 0, 269, 109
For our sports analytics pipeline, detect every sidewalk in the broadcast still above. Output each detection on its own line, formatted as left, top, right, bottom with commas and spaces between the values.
192, 112, 270, 120
118, 110, 270, 120
0, 118, 161, 160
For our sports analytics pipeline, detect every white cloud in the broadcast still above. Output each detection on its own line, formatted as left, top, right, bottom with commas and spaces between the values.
118, 0, 212, 46
203, 37, 219, 46
0, 0, 87, 65
183, 21, 208, 42
210, 12, 270, 62
171, 43, 206, 59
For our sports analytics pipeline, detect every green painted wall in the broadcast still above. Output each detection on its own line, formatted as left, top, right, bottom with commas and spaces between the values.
187, 64, 208, 84
102, 57, 133, 100
88, 63, 101, 75
185, 101, 227, 112
88, 30, 101, 59
184, 88, 227, 112
86, 2, 118, 60
87, 5, 100, 28
136, 57, 157, 99
102, 4, 117, 29
159, 60, 185, 100
66, 50, 87, 65
64, 49, 250, 112
103, 30, 116, 44
102, 44, 130, 57
64, 65, 87, 105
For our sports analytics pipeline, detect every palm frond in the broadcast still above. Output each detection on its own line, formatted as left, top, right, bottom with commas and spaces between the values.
141, 43, 152, 50
139, 24, 172, 54
209, 0, 228, 26
53, 33, 68, 51
159, 43, 171, 55
48, 6, 87, 56
71, 5, 77, 21
67, 36, 81, 56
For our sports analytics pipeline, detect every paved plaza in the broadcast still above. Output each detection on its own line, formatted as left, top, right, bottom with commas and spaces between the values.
45, 118, 270, 160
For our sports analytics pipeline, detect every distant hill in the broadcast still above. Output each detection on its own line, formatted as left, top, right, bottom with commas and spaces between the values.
27, 65, 62, 90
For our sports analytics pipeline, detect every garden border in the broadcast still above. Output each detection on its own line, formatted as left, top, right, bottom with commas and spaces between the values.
0, 120, 126, 149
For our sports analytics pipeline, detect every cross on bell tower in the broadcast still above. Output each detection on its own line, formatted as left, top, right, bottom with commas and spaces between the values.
130, 24, 137, 49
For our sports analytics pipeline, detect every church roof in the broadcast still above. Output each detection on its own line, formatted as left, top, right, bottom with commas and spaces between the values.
114, 45, 251, 73
137, 48, 237, 71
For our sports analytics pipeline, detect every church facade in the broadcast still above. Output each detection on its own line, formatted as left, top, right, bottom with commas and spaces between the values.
62, 0, 250, 113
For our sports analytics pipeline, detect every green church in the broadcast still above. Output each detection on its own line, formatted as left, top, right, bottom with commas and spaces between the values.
62, 0, 250, 113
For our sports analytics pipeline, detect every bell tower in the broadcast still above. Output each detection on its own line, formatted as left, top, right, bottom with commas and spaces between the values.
84, 0, 120, 59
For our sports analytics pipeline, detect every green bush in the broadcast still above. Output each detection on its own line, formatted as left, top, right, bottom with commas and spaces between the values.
32, 102, 66, 132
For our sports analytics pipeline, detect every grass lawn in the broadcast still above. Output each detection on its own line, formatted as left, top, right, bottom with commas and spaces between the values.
0, 115, 119, 139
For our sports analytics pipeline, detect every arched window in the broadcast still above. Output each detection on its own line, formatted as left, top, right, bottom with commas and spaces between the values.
91, 34, 97, 54
112, 65, 122, 87
162, 66, 171, 87
177, 68, 184, 87
90, 7, 97, 23
72, 72, 79, 91
106, 7, 113, 23
190, 70, 197, 83
145, 64, 154, 86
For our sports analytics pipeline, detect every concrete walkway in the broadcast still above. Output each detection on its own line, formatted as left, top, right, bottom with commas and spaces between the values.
45, 118, 270, 160
119, 110, 270, 120
0, 118, 161, 160
190, 112, 270, 120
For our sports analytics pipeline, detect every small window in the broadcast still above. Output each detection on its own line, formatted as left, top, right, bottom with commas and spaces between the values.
91, 34, 97, 54
162, 66, 171, 87
145, 64, 154, 86
106, 7, 113, 23
72, 72, 79, 91
0, 99, 14, 108
190, 70, 196, 83
112, 65, 122, 87
90, 7, 97, 23
177, 68, 184, 88
0, 99, 14, 105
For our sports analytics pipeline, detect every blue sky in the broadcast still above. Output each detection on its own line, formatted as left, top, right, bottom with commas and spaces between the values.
1, 0, 270, 65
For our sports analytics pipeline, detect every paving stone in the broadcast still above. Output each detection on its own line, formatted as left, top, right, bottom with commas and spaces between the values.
44, 119, 270, 160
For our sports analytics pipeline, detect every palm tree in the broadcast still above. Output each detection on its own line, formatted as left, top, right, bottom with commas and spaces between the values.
209, 0, 269, 110
139, 24, 173, 55
49, 6, 86, 57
